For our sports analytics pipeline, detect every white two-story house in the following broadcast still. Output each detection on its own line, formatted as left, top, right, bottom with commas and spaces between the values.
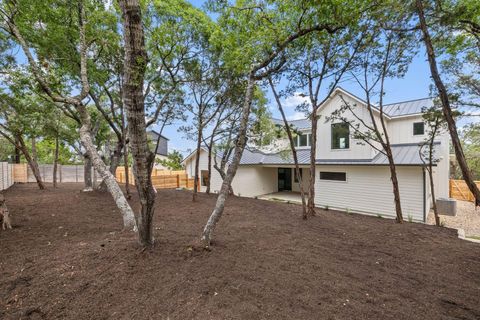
182, 87, 450, 222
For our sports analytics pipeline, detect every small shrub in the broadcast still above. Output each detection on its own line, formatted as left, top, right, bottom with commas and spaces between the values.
325, 204, 329, 211
346, 208, 352, 215
376, 214, 383, 219
408, 215, 413, 223
440, 219, 446, 227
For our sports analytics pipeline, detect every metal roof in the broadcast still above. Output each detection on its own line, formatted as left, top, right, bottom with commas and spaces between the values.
271, 89, 435, 131
216, 142, 440, 167
316, 142, 441, 166
382, 98, 434, 117
272, 118, 311, 130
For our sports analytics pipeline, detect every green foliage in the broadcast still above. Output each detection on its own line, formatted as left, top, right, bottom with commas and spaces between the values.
456, 123, 480, 180
0, 137, 15, 161
157, 150, 184, 170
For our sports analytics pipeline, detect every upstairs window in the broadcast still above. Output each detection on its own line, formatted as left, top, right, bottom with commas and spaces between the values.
293, 133, 311, 147
413, 122, 425, 135
331, 123, 349, 149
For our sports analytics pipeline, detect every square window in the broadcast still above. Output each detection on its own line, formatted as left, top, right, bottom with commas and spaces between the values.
299, 134, 308, 147
413, 122, 425, 135
331, 123, 349, 149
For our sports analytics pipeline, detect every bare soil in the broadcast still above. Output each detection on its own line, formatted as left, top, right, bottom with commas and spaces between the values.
1, 183, 479, 320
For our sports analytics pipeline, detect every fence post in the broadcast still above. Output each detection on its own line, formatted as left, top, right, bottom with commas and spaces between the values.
176, 174, 180, 188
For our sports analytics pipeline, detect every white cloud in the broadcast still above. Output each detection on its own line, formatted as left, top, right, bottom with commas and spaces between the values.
282, 92, 311, 109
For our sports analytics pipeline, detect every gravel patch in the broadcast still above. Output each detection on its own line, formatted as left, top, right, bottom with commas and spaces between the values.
427, 200, 480, 237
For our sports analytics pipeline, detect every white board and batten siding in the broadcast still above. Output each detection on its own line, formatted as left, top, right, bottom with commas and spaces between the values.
185, 149, 279, 197
315, 165, 426, 222
0, 162, 14, 191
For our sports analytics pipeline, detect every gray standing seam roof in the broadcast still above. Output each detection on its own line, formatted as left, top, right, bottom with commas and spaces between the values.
382, 98, 435, 117
272, 118, 311, 130
217, 142, 440, 167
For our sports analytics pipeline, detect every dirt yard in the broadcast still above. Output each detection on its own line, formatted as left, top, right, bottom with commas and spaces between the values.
1, 184, 479, 320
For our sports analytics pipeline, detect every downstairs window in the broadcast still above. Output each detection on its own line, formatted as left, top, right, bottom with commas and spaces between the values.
320, 171, 346, 182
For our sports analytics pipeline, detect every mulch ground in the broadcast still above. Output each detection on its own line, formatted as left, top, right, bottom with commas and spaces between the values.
1, 183, 479, 320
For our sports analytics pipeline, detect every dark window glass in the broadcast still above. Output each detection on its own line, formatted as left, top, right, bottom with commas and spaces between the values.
331, 123, 349, 149
413, 122, 425, 135
201, 170, 209, 186
294, 168, 303, 183
320, 171, 346, 181
299, 134, 308, 147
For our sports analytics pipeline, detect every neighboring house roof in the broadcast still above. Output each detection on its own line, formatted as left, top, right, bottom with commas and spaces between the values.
147, 130, 169, 156
148, 130, 169, 141
209, 142, 441, 167
272, 118, 311, 130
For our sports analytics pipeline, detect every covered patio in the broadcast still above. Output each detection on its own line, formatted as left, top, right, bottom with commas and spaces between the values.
258, 191, 303, 204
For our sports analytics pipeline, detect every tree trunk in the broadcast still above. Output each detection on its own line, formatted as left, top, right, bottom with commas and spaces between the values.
201, 74, 255, 248
14, 136, 21, 163
77, 104, 136, 230
53, 135, 59, 188
83, 153, 93, 191
385, 150, 403, 223
123, 141, 131, 199
206, 138, 214, 194
268, 78, 307, 218
17, 135, 45, 190
98, 139, 123, 191
193, 124, 203, 201
427, 140, 440, 226
307, 113, 318, 216
31, 136, 38, 165
416, 0, 480, 207
119, 0, 156, 247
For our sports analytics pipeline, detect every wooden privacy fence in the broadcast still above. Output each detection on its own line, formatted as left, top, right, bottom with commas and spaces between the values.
116, 166, 198, 189
449, 179, 480, 202
13, 163, 99, 183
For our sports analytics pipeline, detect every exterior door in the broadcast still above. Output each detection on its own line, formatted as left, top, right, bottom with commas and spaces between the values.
278, 168, 292, 191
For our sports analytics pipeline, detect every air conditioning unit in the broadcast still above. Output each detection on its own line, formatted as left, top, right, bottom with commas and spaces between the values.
436, 198, 456, 216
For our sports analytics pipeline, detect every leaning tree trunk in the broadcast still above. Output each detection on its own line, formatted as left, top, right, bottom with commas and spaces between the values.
119, 0, 156, 247
53, 135, 59, 188
17, 135, 45, 190
77, 104, 136, 230
98, 140, 124, 192
385, 149, 404, 223
201, 74, 255, 248
14, 136, 21, 163
193, 125, 203, 201
416, 0, 480, 207
307, 112, 318, 217
269, 77, 307, 218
